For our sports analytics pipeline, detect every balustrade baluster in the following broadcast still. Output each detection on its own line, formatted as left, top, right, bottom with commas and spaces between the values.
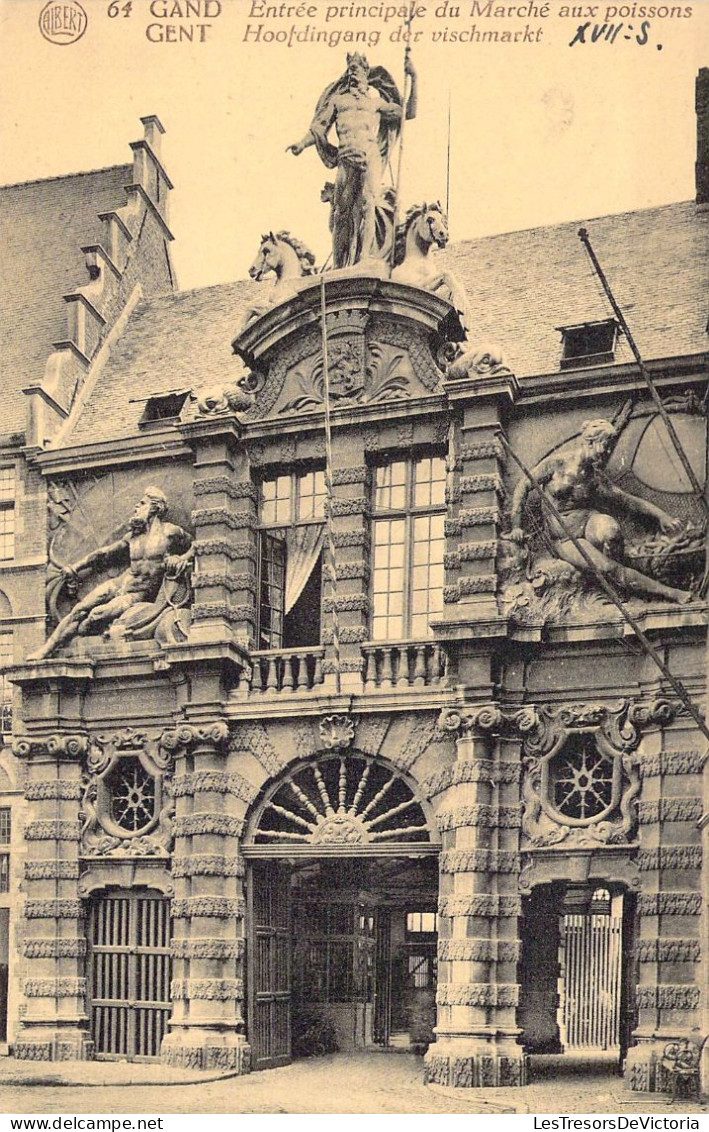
362, 650, 373, 688
430, 645, 442, 685
413, 645, 427, 687
395, 647, 410, 687
380, 648, 393, 689
249, 649, 326, 695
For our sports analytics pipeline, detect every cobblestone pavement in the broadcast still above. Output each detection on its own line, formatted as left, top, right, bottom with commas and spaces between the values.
1, 1053, 708, 1115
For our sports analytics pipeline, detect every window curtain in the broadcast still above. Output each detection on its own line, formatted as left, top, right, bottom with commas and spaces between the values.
282, 524, 325, 614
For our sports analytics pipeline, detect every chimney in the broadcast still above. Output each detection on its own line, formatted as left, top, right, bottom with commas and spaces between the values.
129, 114, 172, 225
696, 68, 709, 207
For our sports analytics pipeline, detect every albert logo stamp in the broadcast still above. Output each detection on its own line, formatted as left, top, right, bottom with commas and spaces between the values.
39, 1, 88, 45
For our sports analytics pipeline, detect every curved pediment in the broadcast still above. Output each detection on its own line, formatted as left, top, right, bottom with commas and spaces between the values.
232, 275, 465, 422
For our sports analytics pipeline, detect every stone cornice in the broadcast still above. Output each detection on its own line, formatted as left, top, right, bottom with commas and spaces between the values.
517, 353, 708, 407
437, 697, 679, 753
31, 433, 191, 476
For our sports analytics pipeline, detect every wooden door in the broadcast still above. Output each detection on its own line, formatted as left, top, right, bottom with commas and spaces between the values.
90, 890, 171, 1060
248, 861, 291, 1069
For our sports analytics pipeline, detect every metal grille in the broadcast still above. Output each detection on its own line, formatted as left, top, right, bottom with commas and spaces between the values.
552, 736, 614, 820
249, 862, 291, 1069
254, 754, 430, 846
107, 758, 156, 832
90, 891, 171, 1060
561, 910, 622, 1049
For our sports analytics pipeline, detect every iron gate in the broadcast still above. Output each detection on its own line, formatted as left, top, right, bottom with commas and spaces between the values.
561, 908, 623, 1049
89, 890, 171, 1060
248, 861, 291, 1069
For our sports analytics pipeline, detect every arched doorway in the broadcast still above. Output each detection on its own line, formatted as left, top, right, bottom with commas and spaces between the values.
518, 881, 636, 1070
88, 887, 172, 1060
243, 752, 440, 1069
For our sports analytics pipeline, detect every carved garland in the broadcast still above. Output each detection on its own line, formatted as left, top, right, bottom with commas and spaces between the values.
635, 985, 700, 1010
24, 979, 86, 998
438, 894, 522, 918
171, 939, 245, 960
172, 854, 245, 878
23, 939, 87, 959
438, 939, 521, 962
437, 983, 518, 1007
637, 892, 702, 915
171, 978, 243, 1001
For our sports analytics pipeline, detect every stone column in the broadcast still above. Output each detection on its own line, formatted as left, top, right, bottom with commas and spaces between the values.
14, 733, 93, 1061
424, 707, 525, 1088
160, 721, 250, 1072
626, 723, 704, 1092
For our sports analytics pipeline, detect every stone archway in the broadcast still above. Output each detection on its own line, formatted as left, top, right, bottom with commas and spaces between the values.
517, 860, 639, 1070
245, 749, 439, 855
242, 749, 440, 1069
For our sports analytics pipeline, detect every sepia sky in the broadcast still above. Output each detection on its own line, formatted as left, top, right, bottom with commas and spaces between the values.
0, 0, 706, 291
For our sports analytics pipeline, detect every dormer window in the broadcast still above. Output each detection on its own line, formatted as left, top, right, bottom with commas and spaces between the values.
139, 391, 189, 427
559, 320, 618, 369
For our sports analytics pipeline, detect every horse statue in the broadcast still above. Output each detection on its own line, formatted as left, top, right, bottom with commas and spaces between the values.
390, 202, 467, 328
238, 231, 317, 332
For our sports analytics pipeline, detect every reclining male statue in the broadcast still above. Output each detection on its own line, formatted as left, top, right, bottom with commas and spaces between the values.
31, 487, 193, 660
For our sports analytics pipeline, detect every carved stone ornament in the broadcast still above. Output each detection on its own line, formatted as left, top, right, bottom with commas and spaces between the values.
517, 700, 673, 849
80, 729, 174, 858
194, 382, 255, 417
36, 485, 195, 660
159, 720, 230, 755
501, 410, 705, 626
437, 704, 504, 735
446, 342, 511, 380
319, 715, 355, 750
13, 734, 89, 761
250, 752, 431, 848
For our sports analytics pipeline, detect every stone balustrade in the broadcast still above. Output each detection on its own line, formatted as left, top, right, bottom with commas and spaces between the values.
250, 647, 325, 694
362, 641, 447, 690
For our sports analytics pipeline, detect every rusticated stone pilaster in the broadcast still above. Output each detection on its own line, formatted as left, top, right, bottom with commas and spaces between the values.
14, 733, 92, 1061
442, 361, 517, 626
629, 721, 703, 1092
159, 721, 250, 1072
322, 452, 369, 691
424, 705, 525, 1088
185, 426, 257, 650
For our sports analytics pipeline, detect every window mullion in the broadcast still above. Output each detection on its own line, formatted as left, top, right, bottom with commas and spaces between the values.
404, 458, 415, 639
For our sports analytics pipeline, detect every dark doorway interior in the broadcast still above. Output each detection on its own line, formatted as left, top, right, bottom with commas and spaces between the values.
518, 882, 629, 1071
247, 856, 439, 1069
